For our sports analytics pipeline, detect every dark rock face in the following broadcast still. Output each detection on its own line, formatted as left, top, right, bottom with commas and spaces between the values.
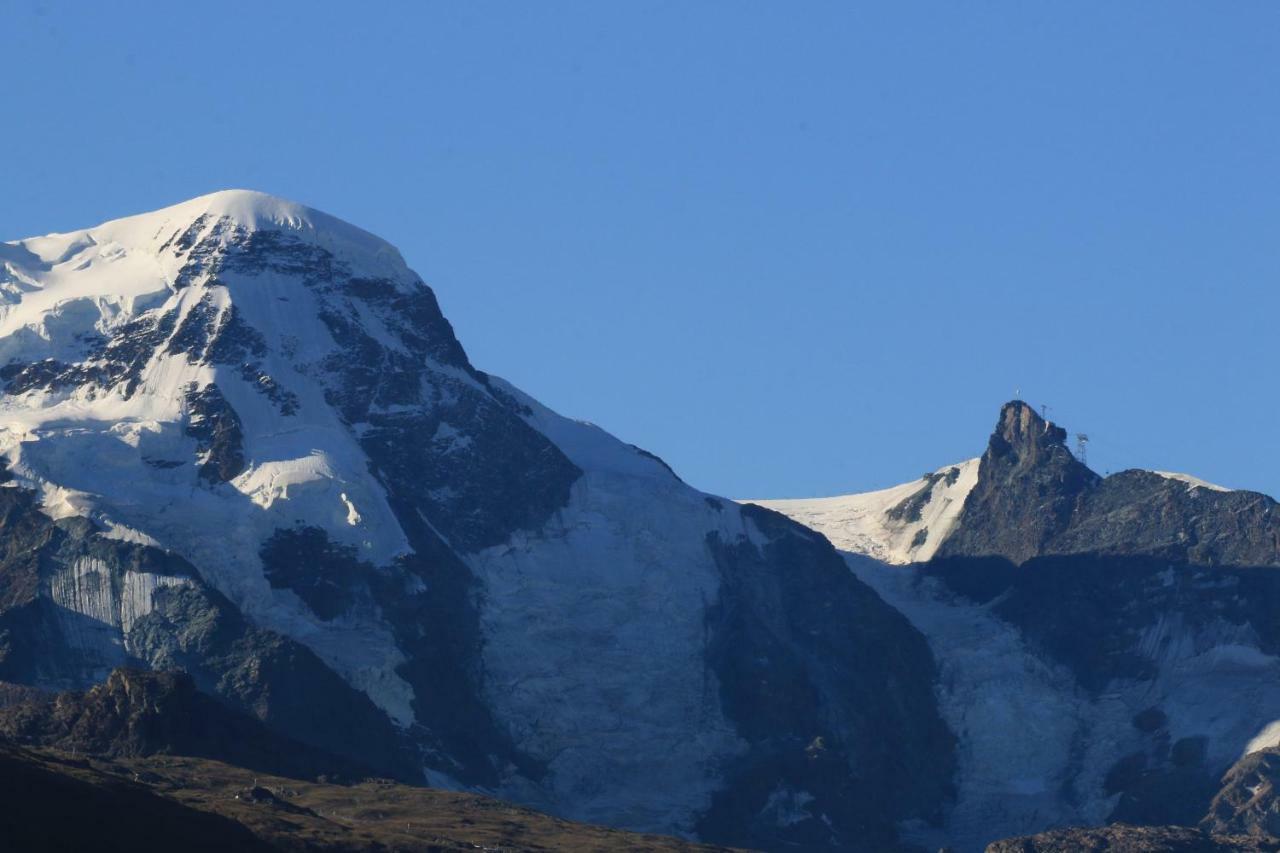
358, 391, 580, 554
260, 527, 367, 621
1052, 470, 1280, 567
0, 484, 194, 688
937, 401, 1099, 564
1103, 737, 1220, 830
700, 503, 955, 851
183, 383, 246, 483
0, 668, 379, 782
985, 823, 1280, 852
938, 401, 1280, 568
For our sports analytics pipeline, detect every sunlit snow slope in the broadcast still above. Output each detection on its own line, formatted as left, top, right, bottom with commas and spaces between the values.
745, 458, 979, 564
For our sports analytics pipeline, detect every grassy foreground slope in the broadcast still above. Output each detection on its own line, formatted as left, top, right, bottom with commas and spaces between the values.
0, 743, 736, 852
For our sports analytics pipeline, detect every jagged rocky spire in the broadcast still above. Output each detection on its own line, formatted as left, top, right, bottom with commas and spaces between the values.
936, 400, 1280, 567
935, 400, 1099, 564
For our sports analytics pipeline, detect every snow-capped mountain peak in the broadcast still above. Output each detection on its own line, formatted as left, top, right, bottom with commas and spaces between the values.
0, 190, 468, 727
0, 192, 954, 850
12, 189, 403, 267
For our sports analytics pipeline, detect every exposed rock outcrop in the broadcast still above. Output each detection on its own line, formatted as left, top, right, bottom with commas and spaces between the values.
937, 401, 1098, 564
938, 401, 1280, 567
700, 503, 955, 850
0, 667, 380, 781
1202, 747, 1280, 839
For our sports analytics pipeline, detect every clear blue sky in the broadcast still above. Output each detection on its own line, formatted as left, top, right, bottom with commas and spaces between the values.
4, 2, 1278, 499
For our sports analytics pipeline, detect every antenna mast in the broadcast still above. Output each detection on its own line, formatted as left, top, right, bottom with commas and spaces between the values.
1075, 433, 1090, 466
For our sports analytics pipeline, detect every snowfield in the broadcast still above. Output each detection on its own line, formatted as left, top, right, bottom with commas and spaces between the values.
1153, 470, 1233, 492
744, 458, 979, 564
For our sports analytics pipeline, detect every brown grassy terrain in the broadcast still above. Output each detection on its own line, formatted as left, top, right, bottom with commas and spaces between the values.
0, 743, 740, 852
985, 823, 1280, 852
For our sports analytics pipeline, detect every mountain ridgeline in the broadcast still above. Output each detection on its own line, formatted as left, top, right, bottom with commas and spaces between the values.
4, 192, 1279, 853
938, 400, 1280, 567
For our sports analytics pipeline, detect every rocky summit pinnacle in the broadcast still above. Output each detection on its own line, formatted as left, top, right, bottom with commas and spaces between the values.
937, 400, 1280, 566
936, 400, 1098, 564
991, 401, 1073, 464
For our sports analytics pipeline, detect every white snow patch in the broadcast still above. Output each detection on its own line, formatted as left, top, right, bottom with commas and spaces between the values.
1152, 470, 1232, 492
743, 458, 979, 564
1245, 721, 1280, 756
340, 492, 362, 525
99, 521, 164, 549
